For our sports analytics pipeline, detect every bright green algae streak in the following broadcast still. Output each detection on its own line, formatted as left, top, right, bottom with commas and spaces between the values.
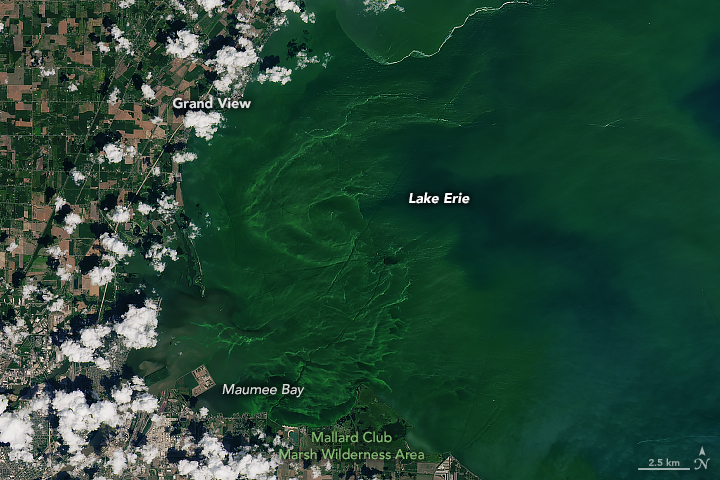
129, 0, 720, 478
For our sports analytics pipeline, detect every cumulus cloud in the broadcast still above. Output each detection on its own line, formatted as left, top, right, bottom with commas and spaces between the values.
40, 66, 56, 77
300, 11, 316, 23
141, 83, 156, 100
100, 232, 132, 259
183, 110, 223, 140
80, 325, 111, 350
63, 213, 83, 234
98, 42, 111, 53
172, 152, 197, 164
88, 264, 114, 286
119, 0, 135, 7
107, 86, 120, 103
60, 339, 95, 363
363, 0, 404, 13
109, 205, 132, 223
145, 244, 178, 273
57, 265, 74, 281
199, 406, 209, 417
0, 399, 34, 462
257, 66, 292, 85
111, 25, 135, 55
48, 298, 65, 312
47, 245, 66, 258
296, 51, 319, 69
158, 193, 179, 217
114, 300, 159, 349
140, 445, 161, 464
100, 142, 136, 164
137, 202, 156, 215
109, 449, 127, 475
178, 434, 279, 480
70, 168, 86, 185
68, 83, 79, 92
54, 196, 67, 212
276, 0, 300, 13
197, 0, 224, 14
166, 30, 200, 59
52, 390, 122, 454
207, 41, 258, 93
5, 242, 17, 253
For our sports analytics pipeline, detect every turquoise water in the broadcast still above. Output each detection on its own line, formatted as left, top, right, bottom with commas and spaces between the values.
129, 0, 720, 478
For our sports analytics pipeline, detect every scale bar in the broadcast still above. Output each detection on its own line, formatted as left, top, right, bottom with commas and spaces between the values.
638, 468, 690, 471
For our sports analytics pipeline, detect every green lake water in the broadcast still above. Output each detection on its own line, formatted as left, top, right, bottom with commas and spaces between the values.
129, 0, 720, 477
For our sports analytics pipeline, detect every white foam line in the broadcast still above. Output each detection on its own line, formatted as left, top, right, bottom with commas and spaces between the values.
382, 1, 531, 65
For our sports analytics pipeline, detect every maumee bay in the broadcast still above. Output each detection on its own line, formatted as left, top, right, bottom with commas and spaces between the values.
223, 383, 305, 397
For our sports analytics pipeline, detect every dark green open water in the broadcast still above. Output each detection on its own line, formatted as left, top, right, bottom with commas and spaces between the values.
129, 0, 720, 477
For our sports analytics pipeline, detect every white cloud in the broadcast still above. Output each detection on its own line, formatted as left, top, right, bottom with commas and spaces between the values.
21, 284, 37, 300
131, 393, 159, 413
170, 0, 188, 14
179, 434, 280, 480
98, 42, 111, 53
140, 444, 161, 464
53, 391, 122, 455
68, 83, 79, 92
145, 244, 178, 273
57, 265, 74, 281
107, 86, 120, 103
172, 152, 197, 164
94, 356, 111, 370
69, 168, 86, 185
47, 245, 66, 258
141, 83, 156, 100
88, 265, 114, 286
60, 339, 95, 363
40, 66, 56, 77
5, 242, 17, 253
54, 196, 67, 212
199, 406, 209, 417
296, 51, 319, 69
2, 319, 29, 346
197, 0, 224, 14
151, 116, 163, 125
183, 110, 224, 140
109, 205, 132, 223
158, 193, 179, 216
166, 30, 200, 59
119, 0, 135, 7
111, 25, 135, 55
100, 232, 132, 259
48, 298, 65, 312
112, 384, 134, 405
300, 11, 316, 23
137, 202, 156, 215
276, 0, 300, 13
0, 401, 34, 462
257, 66, 292, 85
101, 142, 136, 164
114, 300, 159, 349
80, 325, 111, 350
109, 449, 127, 475
311, 465, 321, 478
207, 41, 258, 93
363, 0, 404, 13
63, 213, 83, 234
